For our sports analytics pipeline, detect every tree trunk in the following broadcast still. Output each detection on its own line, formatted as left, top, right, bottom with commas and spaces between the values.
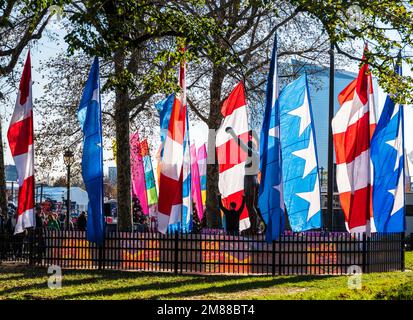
0, 118, 7, 221
205, 67, 225, 228
114, 50, 132, 232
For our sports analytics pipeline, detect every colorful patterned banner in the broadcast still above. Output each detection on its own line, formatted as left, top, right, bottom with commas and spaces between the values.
141, 139, 158, 214
130, 132, 149, 215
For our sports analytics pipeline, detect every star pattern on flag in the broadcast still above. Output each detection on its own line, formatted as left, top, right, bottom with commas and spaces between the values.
295, 178, 320, 222
273, 182, 285, 210
92, 88, 99, 102
385, 111, 403, 171
389, 174, 404, 216
292, 134, 317, 178
287, 90, 311, 136
268, 125, 280, 138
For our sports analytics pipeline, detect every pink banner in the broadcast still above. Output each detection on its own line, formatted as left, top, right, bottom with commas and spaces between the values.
197, 143, 207, 208
130, 132, 149, 215
190, 144, 203, 221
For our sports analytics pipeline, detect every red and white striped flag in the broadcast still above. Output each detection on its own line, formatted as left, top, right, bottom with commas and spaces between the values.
216, 81, 250, 231
332, 47, 376, 233
7, 52, 35, 234
157, 96, 185, 234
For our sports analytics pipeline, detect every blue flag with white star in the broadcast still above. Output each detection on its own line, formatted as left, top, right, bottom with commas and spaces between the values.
77, 57, 105, 245
279, 74, 321, 231
258, 34, 285, 242
371, 63, 405, 233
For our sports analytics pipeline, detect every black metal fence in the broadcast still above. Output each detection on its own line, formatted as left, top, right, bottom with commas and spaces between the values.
0, 229, 405, 275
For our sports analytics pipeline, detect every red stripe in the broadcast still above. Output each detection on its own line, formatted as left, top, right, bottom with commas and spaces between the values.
19, 53, 31, 106
355, 62, 369, 105
217, 132, 249, 172
17, 175, 34, 215
158, 172, 182, 215
333, 112, 370, 164
168, 98, 184, 144
338, 79, 357, 106
339, 185, 371, 231
221, 81, 246, 117
140, 139, 149, 157
7, 113, 33, 156
221, 189, 249, 222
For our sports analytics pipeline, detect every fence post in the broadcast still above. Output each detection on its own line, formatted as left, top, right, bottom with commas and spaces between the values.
98, 241, 105, 270
271, 241, 276, 276
28, 229, 34, 266
362, 233, 367, 273
401, 233, 405, 272
278, 234, 282, 275
174, 230, 179, 274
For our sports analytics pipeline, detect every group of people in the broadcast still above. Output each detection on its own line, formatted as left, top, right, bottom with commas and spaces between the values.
33, 206, 88, 232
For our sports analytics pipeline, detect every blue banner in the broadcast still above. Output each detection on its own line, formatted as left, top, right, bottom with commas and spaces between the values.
77, 57, 105, 245
278, 74, 321, 231
258, 34, 285, 242
371, 64, 405, 232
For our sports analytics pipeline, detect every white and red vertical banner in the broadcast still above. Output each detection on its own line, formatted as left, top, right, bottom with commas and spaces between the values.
332, 47, 377, 233
216, 81, 250, 231
7, 52, 35, 234
157, 96, 185, 234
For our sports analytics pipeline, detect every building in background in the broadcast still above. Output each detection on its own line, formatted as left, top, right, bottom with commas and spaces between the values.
108, 166, 117, 185
5, 165, 17, 182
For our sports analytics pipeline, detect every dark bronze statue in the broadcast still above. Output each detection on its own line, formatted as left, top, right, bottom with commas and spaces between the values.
225, 127, 266, 234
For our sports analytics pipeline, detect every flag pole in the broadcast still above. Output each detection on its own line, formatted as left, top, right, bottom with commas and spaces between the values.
327, 42, 335, 231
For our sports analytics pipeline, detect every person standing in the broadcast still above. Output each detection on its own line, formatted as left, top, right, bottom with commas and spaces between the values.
76, 211, 87, 231
218, 194, 246, 235
47, 214, 60, 230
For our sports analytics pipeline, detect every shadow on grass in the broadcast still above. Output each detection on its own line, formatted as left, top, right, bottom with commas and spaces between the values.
0, 266, 335, 300
58, 273, 333, 300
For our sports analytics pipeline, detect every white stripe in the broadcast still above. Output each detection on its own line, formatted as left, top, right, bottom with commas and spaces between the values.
14, 208, 34, 235
332, 94, 368, 134
161, 138, 183, 180
168, 204, 183, 226
14, 144, 34, 187
239, 216, 250, 232
218, 162, 245, 197
216, 106, 249, 146
336, 150, 370, 194
157, 212, 170, 234
10, 85, 33, 125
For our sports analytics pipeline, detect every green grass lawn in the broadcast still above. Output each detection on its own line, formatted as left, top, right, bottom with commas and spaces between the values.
0, 252, 412, 300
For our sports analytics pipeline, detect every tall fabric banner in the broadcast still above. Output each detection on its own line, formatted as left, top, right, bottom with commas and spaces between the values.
371, 64, 405, 232
332, 47, 377, 233
141, 139, 158, 216
216, 81, 250, 231
279, 75, 322, 231
77, 57, 105, 245
258, 35, 285, 241
157, 96, 185, 234
130, 132, 149, 215
190, 144, 203, 220
197, 143, 207, 217
177, 50, 192, 233
7, 52, 35, 234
